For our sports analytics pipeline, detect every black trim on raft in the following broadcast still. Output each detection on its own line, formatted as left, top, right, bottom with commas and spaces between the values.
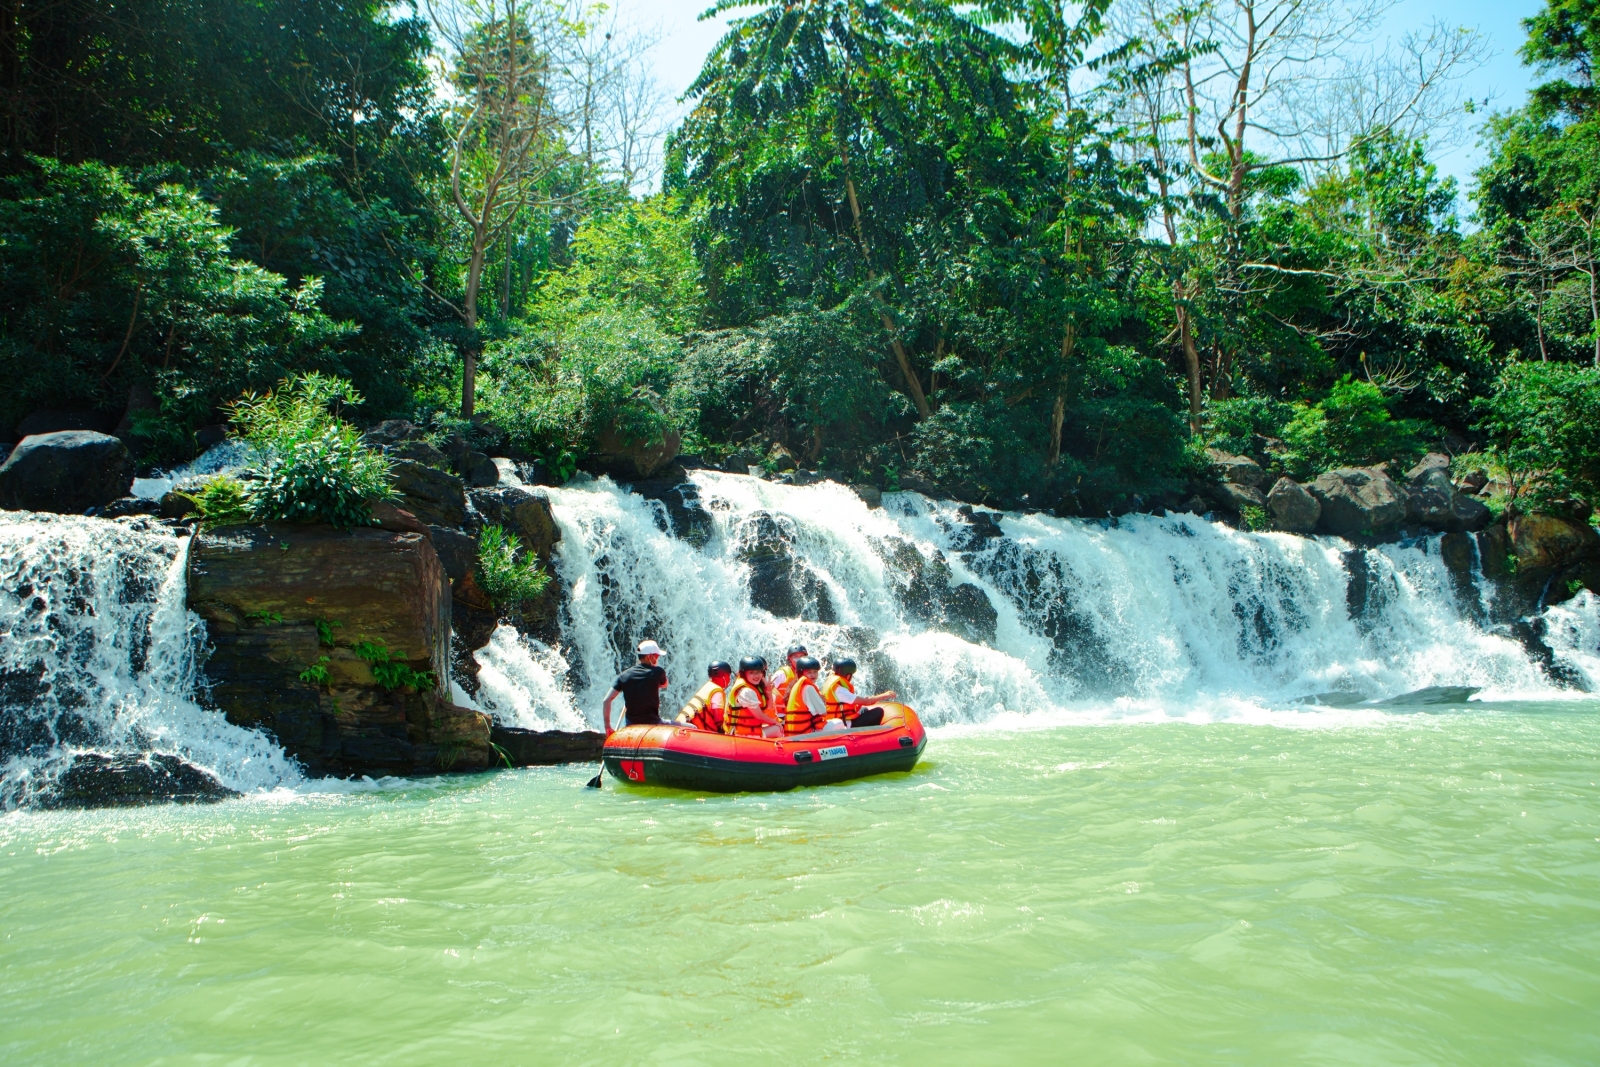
604, 736, 926, 793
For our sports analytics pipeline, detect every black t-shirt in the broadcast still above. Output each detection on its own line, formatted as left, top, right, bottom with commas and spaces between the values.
613, 663, 668, 724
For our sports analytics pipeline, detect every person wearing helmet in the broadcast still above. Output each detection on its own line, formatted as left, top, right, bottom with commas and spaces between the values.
723, 656, 783, 738
767, 644, 809, 717
601, 639, 669, 733
821, 657, 895, 728
676, 661, 733, 732
782, 655, 840, 734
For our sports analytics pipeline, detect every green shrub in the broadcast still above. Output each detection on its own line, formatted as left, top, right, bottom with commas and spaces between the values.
1476, 362, 1600, 514
179, 475, 252, 525
1280, 377, 1426, 479
475, 525, 552, 608
1204, 397, 1294, 457
227, 372, 392, 528
351, 640, 435, 691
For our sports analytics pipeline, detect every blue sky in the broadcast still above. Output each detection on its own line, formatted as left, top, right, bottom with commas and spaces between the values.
637, 0, 1547, 208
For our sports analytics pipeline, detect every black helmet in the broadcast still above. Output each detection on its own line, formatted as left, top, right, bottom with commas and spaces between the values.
786, 644, 808, 660
738, 655, 768, 674
831, 657, 857, 675
707, 660, 732, 679
795, 656, 821, 672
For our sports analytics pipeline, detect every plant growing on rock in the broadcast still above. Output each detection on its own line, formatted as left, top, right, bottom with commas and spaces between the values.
180, 475, 252, 525
475, 524, 551, 608
227, 373, 393, 528
352, 639, 435, 691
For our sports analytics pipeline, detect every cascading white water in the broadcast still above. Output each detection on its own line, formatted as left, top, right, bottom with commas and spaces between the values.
0, 512, 302, 808
472, 471, 1594, 731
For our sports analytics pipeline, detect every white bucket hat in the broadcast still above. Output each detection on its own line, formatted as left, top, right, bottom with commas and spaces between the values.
637, 639, 665, 657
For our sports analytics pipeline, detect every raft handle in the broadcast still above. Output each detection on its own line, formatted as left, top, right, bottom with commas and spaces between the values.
898, 736, 914, 748
793, 751, 815, 764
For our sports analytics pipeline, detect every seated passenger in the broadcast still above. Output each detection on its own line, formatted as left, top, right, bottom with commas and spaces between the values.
768, 644, 809, 718
821, 658, 896, 728
723, 656, 784, 738
675, 661, 732, 732
784, 656, 843, 735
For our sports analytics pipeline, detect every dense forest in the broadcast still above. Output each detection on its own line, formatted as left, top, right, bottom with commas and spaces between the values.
1, 0, 1597, 518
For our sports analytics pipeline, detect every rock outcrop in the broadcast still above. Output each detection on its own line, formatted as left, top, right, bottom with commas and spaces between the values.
1207, 449, 1268, 489
490, 725, 604, 765
0, 431, 135, 514
1266, 477, 1321, 533
391, 460, 467, 527
737, 510, 836, 622
587, 421, 681, 480
37, 753, 238, 808
1309, 468, 1407, 538
877, 536, 998, 645
1404, 460, 1492, 533
188, 523, 490, 776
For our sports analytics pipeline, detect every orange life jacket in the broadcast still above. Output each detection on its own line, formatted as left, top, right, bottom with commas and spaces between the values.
784, 675, 824, 734
820, 673, 858, 720
722, 677, 766, 737
769, 664, 797, 716
679, 679, 727, 733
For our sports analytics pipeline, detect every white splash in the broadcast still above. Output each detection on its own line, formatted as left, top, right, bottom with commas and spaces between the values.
469, 472, 1575, 733
0, 512, 302, 807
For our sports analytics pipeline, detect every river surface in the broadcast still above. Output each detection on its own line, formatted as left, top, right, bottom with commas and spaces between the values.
5, 704, 1599, 1066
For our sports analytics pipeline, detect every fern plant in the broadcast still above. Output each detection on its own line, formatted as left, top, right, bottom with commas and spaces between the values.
352, 639, 436, 691
179, 475, 253, 525
476, 524, 552, 608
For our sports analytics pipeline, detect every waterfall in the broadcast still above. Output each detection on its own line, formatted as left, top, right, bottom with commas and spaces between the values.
0, 512, 302, 808
473, 472, 1592, 731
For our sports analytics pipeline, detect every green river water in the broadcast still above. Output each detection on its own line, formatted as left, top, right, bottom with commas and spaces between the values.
4, 707, 1599, 1066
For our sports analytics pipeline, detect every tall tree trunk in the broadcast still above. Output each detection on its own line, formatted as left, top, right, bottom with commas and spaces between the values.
1175, 296, 1203, 434
462, 235, 487, 418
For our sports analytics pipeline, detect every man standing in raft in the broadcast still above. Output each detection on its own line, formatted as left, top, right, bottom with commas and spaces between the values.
723, 656, 784, 738
822, 658, 895, 728
675, 661, 732, 732
601, 639, 669, 733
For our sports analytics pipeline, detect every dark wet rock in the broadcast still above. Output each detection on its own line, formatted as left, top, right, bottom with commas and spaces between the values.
1266, 477, 1321, 534
468, 486, 560, 563
101, 496, 162, 518
1206, 481, 1268, 515
1510, 513, 1600, 577
898, 473, 941, 497
387, 439, 450, 469
945, 504, 1005, 551
188, 522, 490, 776
1310, 468, 1407, 538
1405, 453, 1452, 481
1341, 548, 1398, 629
1207, 449, 1268, 489
851, 484, 883, 509
489, 726, 604, 766
737, 511, 836, 622
37, 753, 239, 809
15, 408, 115, 438
723, 450, 757, 474
364, 419, 424, 448
876, 536, 997, 645
1461, 469, 1489, 495
1180, 495, 1210, 516
390, 459, 467, 527
1439, 531, 1476, 578
1371, 685, 1481, 707
194, 425, 229, 450
369, 500, 428, 537
1503, 617, 1586, 689
429, 525, 478, 582
631, 478, 712, 546
1405, 467, 1493, 533
0, 431, 135, 514
586, 420, 681, 481
459, 451, 499, 488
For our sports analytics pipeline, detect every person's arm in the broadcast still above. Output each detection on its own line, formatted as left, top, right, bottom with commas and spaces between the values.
602, 688, 621, 734
863, 689, 896, 704
746, 689, 780, 726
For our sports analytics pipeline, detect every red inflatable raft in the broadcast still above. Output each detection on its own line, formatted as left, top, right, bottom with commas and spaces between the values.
603, 702, 927, 792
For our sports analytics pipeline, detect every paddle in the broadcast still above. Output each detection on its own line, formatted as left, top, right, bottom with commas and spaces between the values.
585, 763, 604, 789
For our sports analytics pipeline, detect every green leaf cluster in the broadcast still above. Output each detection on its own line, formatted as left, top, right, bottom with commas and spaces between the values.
1278, 378, 1427, 480
351, 640, 436, 692
475, 525, 552, 608
1476, 362, 1600, 513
